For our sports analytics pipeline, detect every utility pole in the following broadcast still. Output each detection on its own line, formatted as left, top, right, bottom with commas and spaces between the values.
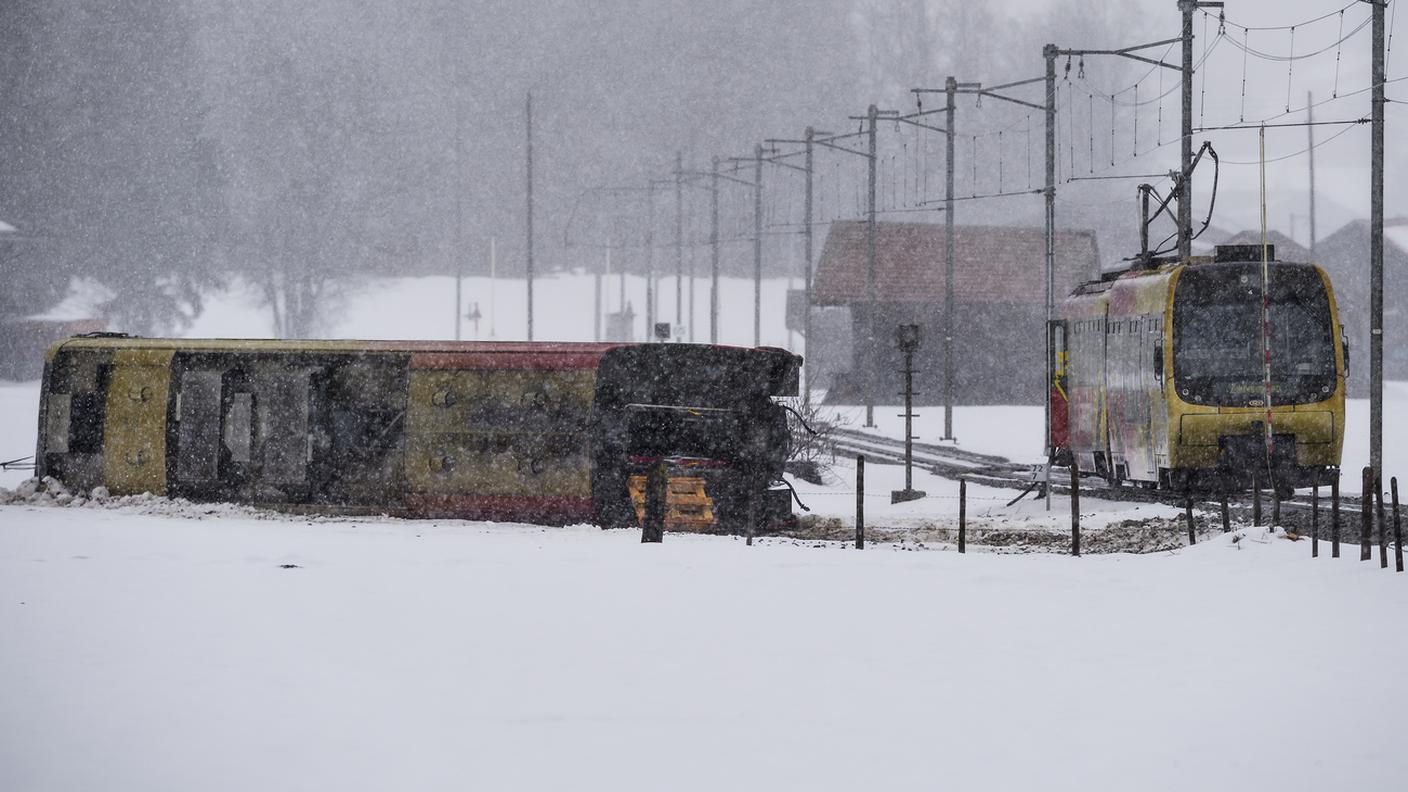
453, 68, 465, 342
1178, 0, 1195, 263
914, 76, 1037, 441
1371, 0, 1386, 484
943, 77, 957, 442
803, 126, 814, 406
762, 128, 823, 403
754, 144, 765, 347
674, 150, 684, 333
646, 183, 656, 337
525, 91, 535, 341
865, 104, 879, 428
1045, 44, 1058, 510
711, 157, 720, 344
1307, 90, 1318, 256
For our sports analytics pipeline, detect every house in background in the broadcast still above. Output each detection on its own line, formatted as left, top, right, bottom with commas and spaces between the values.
1314, 218, 1408, 395
810, 221, 1099, 406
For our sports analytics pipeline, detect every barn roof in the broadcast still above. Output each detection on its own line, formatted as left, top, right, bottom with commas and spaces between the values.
811, 221, 1100, 305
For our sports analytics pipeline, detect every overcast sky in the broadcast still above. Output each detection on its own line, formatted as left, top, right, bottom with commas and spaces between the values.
989, 0, 1403, 237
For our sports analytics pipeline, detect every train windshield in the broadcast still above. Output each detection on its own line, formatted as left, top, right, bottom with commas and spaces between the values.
1173, 262, 1336, 406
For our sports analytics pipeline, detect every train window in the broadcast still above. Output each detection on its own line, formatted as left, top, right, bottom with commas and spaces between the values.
224, 393, 253, 463
259, 370, 312, 483
68, 390, 108, 454
46, 394, 71, 454
177, 371, 223, 482
1174, 262, 1335, 405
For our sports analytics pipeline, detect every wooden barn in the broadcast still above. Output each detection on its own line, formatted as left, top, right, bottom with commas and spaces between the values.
811, 220, 1099, 405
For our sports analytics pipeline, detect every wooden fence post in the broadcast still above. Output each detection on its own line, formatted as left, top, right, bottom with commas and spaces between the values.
1070, 465, 1081, 557
1272, 485, 1281, 528
1332, 473, 1341, 558
1253, 472, 1262, 527
1311, 485, 1319, 558
1377, 471, 1388, 569
855, 455, 865, 550
1185, 494, 1196, 546
1220, 492, 1230, 533
958, 478, 967, 554
1361, 466, 1373, 561
642, 460, 666, 544
1391, 473, 1402, 572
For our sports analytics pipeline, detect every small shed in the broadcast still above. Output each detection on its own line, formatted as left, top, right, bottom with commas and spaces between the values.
811, 221, 1099, 405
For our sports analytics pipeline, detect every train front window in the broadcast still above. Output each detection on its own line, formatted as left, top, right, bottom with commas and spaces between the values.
1173, 263, 1336, 406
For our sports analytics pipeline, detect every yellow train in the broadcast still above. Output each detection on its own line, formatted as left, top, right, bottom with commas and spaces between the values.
1050, 244, 1346, 496
35, 336, 800, 529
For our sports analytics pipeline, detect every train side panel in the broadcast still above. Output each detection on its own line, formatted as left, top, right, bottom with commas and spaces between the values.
1104, 272, 1173, 484
403, 351, 599, 523
1059, 290, 1109, 476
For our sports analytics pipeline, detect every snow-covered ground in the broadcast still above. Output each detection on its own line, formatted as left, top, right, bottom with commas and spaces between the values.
3, 504, 1406, 792
4, 274, 1408, 790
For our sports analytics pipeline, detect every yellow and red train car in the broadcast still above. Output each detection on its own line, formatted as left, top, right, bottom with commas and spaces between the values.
35, 337, 799, 530
1049, 245, 1347, 495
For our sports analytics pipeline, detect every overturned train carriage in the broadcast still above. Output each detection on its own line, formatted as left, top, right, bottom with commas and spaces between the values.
1049, 246, 1347, 494
35, 338, 799, 531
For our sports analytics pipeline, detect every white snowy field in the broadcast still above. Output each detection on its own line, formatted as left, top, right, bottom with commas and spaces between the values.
4, 274, 1408, 790
2, 503, 1406, 792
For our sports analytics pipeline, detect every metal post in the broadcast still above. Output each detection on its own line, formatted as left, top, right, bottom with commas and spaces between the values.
642, 460, 666, 544
1070, 465, 1081, 557
855, 455, 865, 549
1186, 494, 1196, 545
905, 345, 914, 491
1392, 477, 1402, 573
675, 150, 684, 332
1307, 90, 1318, 256
754, 143, 764, 347
803, 127, 815, 406
453, 54, 465, 343
1312, 484, 1320, 557
1371, 0, 1386, 488
1332, 473, 1341, 558
1361, 466, 1373, 561
1177, 0, 1195, 263
944, 77, 957, 441
646, 184, 656, 338
1378, 471, 1389, 568
958, 478, 967, 553
1253, 472, 1262, 526
710, 157, 720, 344
1044, 45, 1058, 511
526, 91, 535, 341
593, 251, 602, 342
865, 104, 879, 428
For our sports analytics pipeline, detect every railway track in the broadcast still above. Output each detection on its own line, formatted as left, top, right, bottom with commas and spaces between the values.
827, 427, 1395, 543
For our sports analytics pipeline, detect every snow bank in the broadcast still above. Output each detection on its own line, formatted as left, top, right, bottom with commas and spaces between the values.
2, 505, 1405, 792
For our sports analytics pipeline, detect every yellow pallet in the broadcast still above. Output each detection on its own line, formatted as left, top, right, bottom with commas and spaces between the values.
627, 474, 715, 532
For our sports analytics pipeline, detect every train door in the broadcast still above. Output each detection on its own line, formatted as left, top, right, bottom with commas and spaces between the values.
1047, 320, 1069, 462
102, 348, 174, 495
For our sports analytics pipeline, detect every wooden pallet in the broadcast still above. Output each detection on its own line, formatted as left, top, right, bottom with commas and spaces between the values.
627, 474, 715, 532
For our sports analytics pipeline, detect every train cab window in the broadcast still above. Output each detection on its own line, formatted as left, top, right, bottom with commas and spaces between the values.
1174, 262, 1335, 405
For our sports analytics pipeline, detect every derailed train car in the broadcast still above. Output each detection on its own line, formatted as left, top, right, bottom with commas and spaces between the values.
34, 337, 799, 531
1050, 245, 1347, 496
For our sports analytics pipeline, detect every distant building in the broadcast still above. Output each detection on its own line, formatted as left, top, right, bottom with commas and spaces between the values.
1314, 219, 1408, 393
811, 221, 1100, 405
0, 275, 110, 381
